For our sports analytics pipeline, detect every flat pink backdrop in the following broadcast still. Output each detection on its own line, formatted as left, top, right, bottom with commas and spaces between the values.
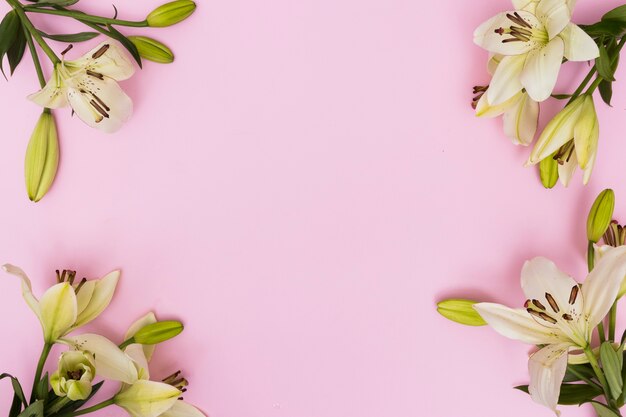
0, 0, 625, 416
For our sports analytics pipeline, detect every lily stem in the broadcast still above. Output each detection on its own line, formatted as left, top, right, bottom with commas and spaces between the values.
5, 0, 60, 64
23, 7, 148, 27
584, 345, 613, 407
567, 66, 596, 105
23, 26, 46, 88
567, 365, 603, 390
69, 398, 115, 416
609, 301, 617, 342
585, 35, 626, 96
30, 343, 52, 402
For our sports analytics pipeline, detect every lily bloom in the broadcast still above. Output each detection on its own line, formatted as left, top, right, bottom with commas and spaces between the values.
29, 42, 134, 133
474, 246, 626, 414
474, 0, 598, 104
4, 265, 119, 343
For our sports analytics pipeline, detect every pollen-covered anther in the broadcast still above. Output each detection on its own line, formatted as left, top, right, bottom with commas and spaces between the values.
506, 12, 532, 29
545, 293, 560, 313
86, 70, 104, 80
90, 100, 110, 119
568, 285, 579, 305
532, 299, 546, 311
527, 308, 557, 324
562, 313, 573, 321
92, 44, 110, 59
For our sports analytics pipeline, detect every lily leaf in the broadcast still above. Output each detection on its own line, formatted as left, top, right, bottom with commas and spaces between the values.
603, 5, 626, 22
0, 373, 26, 417
34, 373, 48, 401
39, 30, 99, 43
7, 25, 26, 75
16, 401, 43, 417
597, 44, 616, 82
515, 383, 603, 405
601, 342, 623, 400
591, 401, 621, 417
29, 0, 79, 6
0, 10, 20, 79
54, 381, 104, 414
104, 24, 142, 68
580, 21, 626, 38
564, 363, 596, 383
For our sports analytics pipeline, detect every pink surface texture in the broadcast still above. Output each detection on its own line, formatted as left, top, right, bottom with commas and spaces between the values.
0, 0, 625, 416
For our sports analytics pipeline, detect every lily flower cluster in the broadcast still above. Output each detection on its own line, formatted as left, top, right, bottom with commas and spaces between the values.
1, 265, 204, 417
473, 0, 626, 187
0, 0, 196, 202
437, 189, 626, 417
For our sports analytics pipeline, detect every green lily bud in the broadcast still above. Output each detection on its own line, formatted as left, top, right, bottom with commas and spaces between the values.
539, 154, 558, 189
437, 299, 486, 326
147, 0, 196, 27
587, 189, 615, 243
132, 320, 184, 345
128, 36, 174, 64
50, 351, 95, 401
24, 110, 59, 202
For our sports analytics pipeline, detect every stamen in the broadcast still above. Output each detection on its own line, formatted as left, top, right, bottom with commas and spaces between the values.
61, 44, 73, 56
545, 293, 560, 313
56, 269, 61, 283
86, 70, 104, 80
75, 278, 88, 294
527, 308, 557, 324
510, 26, 532, 37
531, 299, 546, 311
562, 313, 573, 321
91, 94, 111, 111
568, 285, 579, 305
506, 12, 532, 29
90, 100, 110, 119
92, 44, 110, 59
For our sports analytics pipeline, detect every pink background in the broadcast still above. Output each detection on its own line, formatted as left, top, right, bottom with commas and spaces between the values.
0, 0, 625, 416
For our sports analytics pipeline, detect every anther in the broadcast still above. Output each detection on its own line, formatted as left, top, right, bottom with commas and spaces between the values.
61, 44, 73, 56
506, 12, 532, 29
56, 269, 61, 283
527, 308, 557, 324
86, 70, 104, 80
90, 100, 110, 119
91, 94, 110, 111
531, 299, 546, 311
568, 285, 579, 305
92, 44, 110, 59
75, 278, 88, 294
562, 313, 573, 321
545, 293, 560, 313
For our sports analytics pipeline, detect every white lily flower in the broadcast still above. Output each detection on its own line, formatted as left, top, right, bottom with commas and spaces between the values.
50, 350, 96, 401
114, 380, 181, 417
4, 265, 120, 343
474, 246, 626, 414
474, 0, 599, 103
28, 42, 134, 133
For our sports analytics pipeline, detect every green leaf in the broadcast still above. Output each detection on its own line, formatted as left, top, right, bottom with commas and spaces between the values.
515, 383, 603, 405
601, 342, 624, 400
591, 401, 622, 417
603, 5, 626, 22
39, 30, 99, 43
599, 79, 614, 106
597, 44, 617, 82
0, 373, 25, 417
16, 401, 43, 417
55, 381, 104, 414
580, 21, 626, 38
551, 94, 572, 100
564, 363, 596, 383
29, 0, 79, 6
104, 24, 142, 68
539, 155, 558, 189
0, 10, 20, 79
34, 373, 48, 401
7, 25, 26, 75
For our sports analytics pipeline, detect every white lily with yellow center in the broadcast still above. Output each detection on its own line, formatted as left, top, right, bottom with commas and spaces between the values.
474, 0, 598, 104
475, 55, 539, 145
5, 265, 120, 343
474, 246, 626, 414
29, 42, 134, 133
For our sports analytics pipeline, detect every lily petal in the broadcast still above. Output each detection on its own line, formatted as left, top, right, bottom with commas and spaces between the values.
583, 246, 626, 329
3, 264, 41, 321
560, 23, 599, 61
513, 0, 539, 12
27, 70, 68, 109
476, 91, 519, 118
573, 96, 599, 170
75, 280, 96, 317
521, 36, 564, 102
73, 270, 120, 328
474, 11, 542, 55
39, 283, 77, 342
528, 343, 570, 415
474, 303, 567, 345
66, 76, 133, 133
557, 151, 577, 187
67, 334, 138, 384
503, 92, 538, 145
160, 401, 206, 417
69, 42, 135, 81
125, 344, 151, 380
126, 312, 158, 361
535, 0, 571, 39
488, 54, 526, 105
114, 380, 180, 417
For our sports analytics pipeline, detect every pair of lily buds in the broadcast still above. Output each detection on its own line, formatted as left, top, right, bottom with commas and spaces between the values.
473, 0, 604, 186
7, 264, 203, 417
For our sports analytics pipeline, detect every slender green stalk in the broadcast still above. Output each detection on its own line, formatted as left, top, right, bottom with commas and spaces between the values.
30, 343, 52, 402
5, 0, 59, 63
45, 397, 72, 415
584, 346, 615, 409
567, 66, 596, 105
23, 7, 148, 27
23, 26, 46, 88
118, 337, 134, 350
609, 302, 618, 342
567, 365, 603, 390
69, 398, 114, 417
586, 35, 626, 96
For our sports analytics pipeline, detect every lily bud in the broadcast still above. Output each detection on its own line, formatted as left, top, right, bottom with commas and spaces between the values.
437, 299, 486, 326
24, 110, 59, 202
133, 320, 184, 345
128, 36, 174, 64
50, 351, 96, 401
147, 0, 196, 27
539, 154, 558, 189
587, 189, 615, 243
114, 380, 180, 417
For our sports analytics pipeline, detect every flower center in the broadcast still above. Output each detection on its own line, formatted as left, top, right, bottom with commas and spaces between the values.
163, 370, 188, 398
66, 369, 85, 380
494, 12, 548, 45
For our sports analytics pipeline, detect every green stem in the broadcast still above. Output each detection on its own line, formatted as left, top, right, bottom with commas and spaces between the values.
586, 35, 626, 96
70, 398, 115, 416
30, 343, 52, 402
568, 365, 603, 390
5, 0, 59, 63
609, 301, 617, 342
118, 337, 135, 350
23, 26, 46, 88
567, 66, 596, 105
23, 7, 148, 27
584, 345, 612, 403
45, 397, 72, 415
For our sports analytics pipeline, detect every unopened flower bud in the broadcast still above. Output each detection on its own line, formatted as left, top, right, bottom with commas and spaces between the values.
147, 0, 196, 27
24, 110, 59, 202
539, 154, 558, 189
437, 299, 486, 326
128, 36, 174, 64
133, 320, 184, 344
50, 351, 95, 401
587, 189, 615, 243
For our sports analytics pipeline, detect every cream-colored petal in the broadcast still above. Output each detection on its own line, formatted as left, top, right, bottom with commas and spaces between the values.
503, 92, 538, 145
560, 23, 599, 61
125, 344, 150, 380
160, 401, 206, 417
476, 90, 520, 118
521, 36, 564, 102
474, 12, 542, 55
513, 0, 539, 12
557, 151, 577, 187
3, 264, 41, 321
474, 303, 567, 345
535, 0, 571, 39
68, 42, 135, 81
528, 343, 570, 415
114, 380, 180, 417
487, 54, 503, 76
573, 96, 599, 170
583, 246, 626, 329
125, 312, 157, 361
27, 70, 68, 109
487, 54, 526, 105
67, 334, 138, 384
39, 283, 77, 342
75, 280, 96, 317
74, 270, 120, 328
